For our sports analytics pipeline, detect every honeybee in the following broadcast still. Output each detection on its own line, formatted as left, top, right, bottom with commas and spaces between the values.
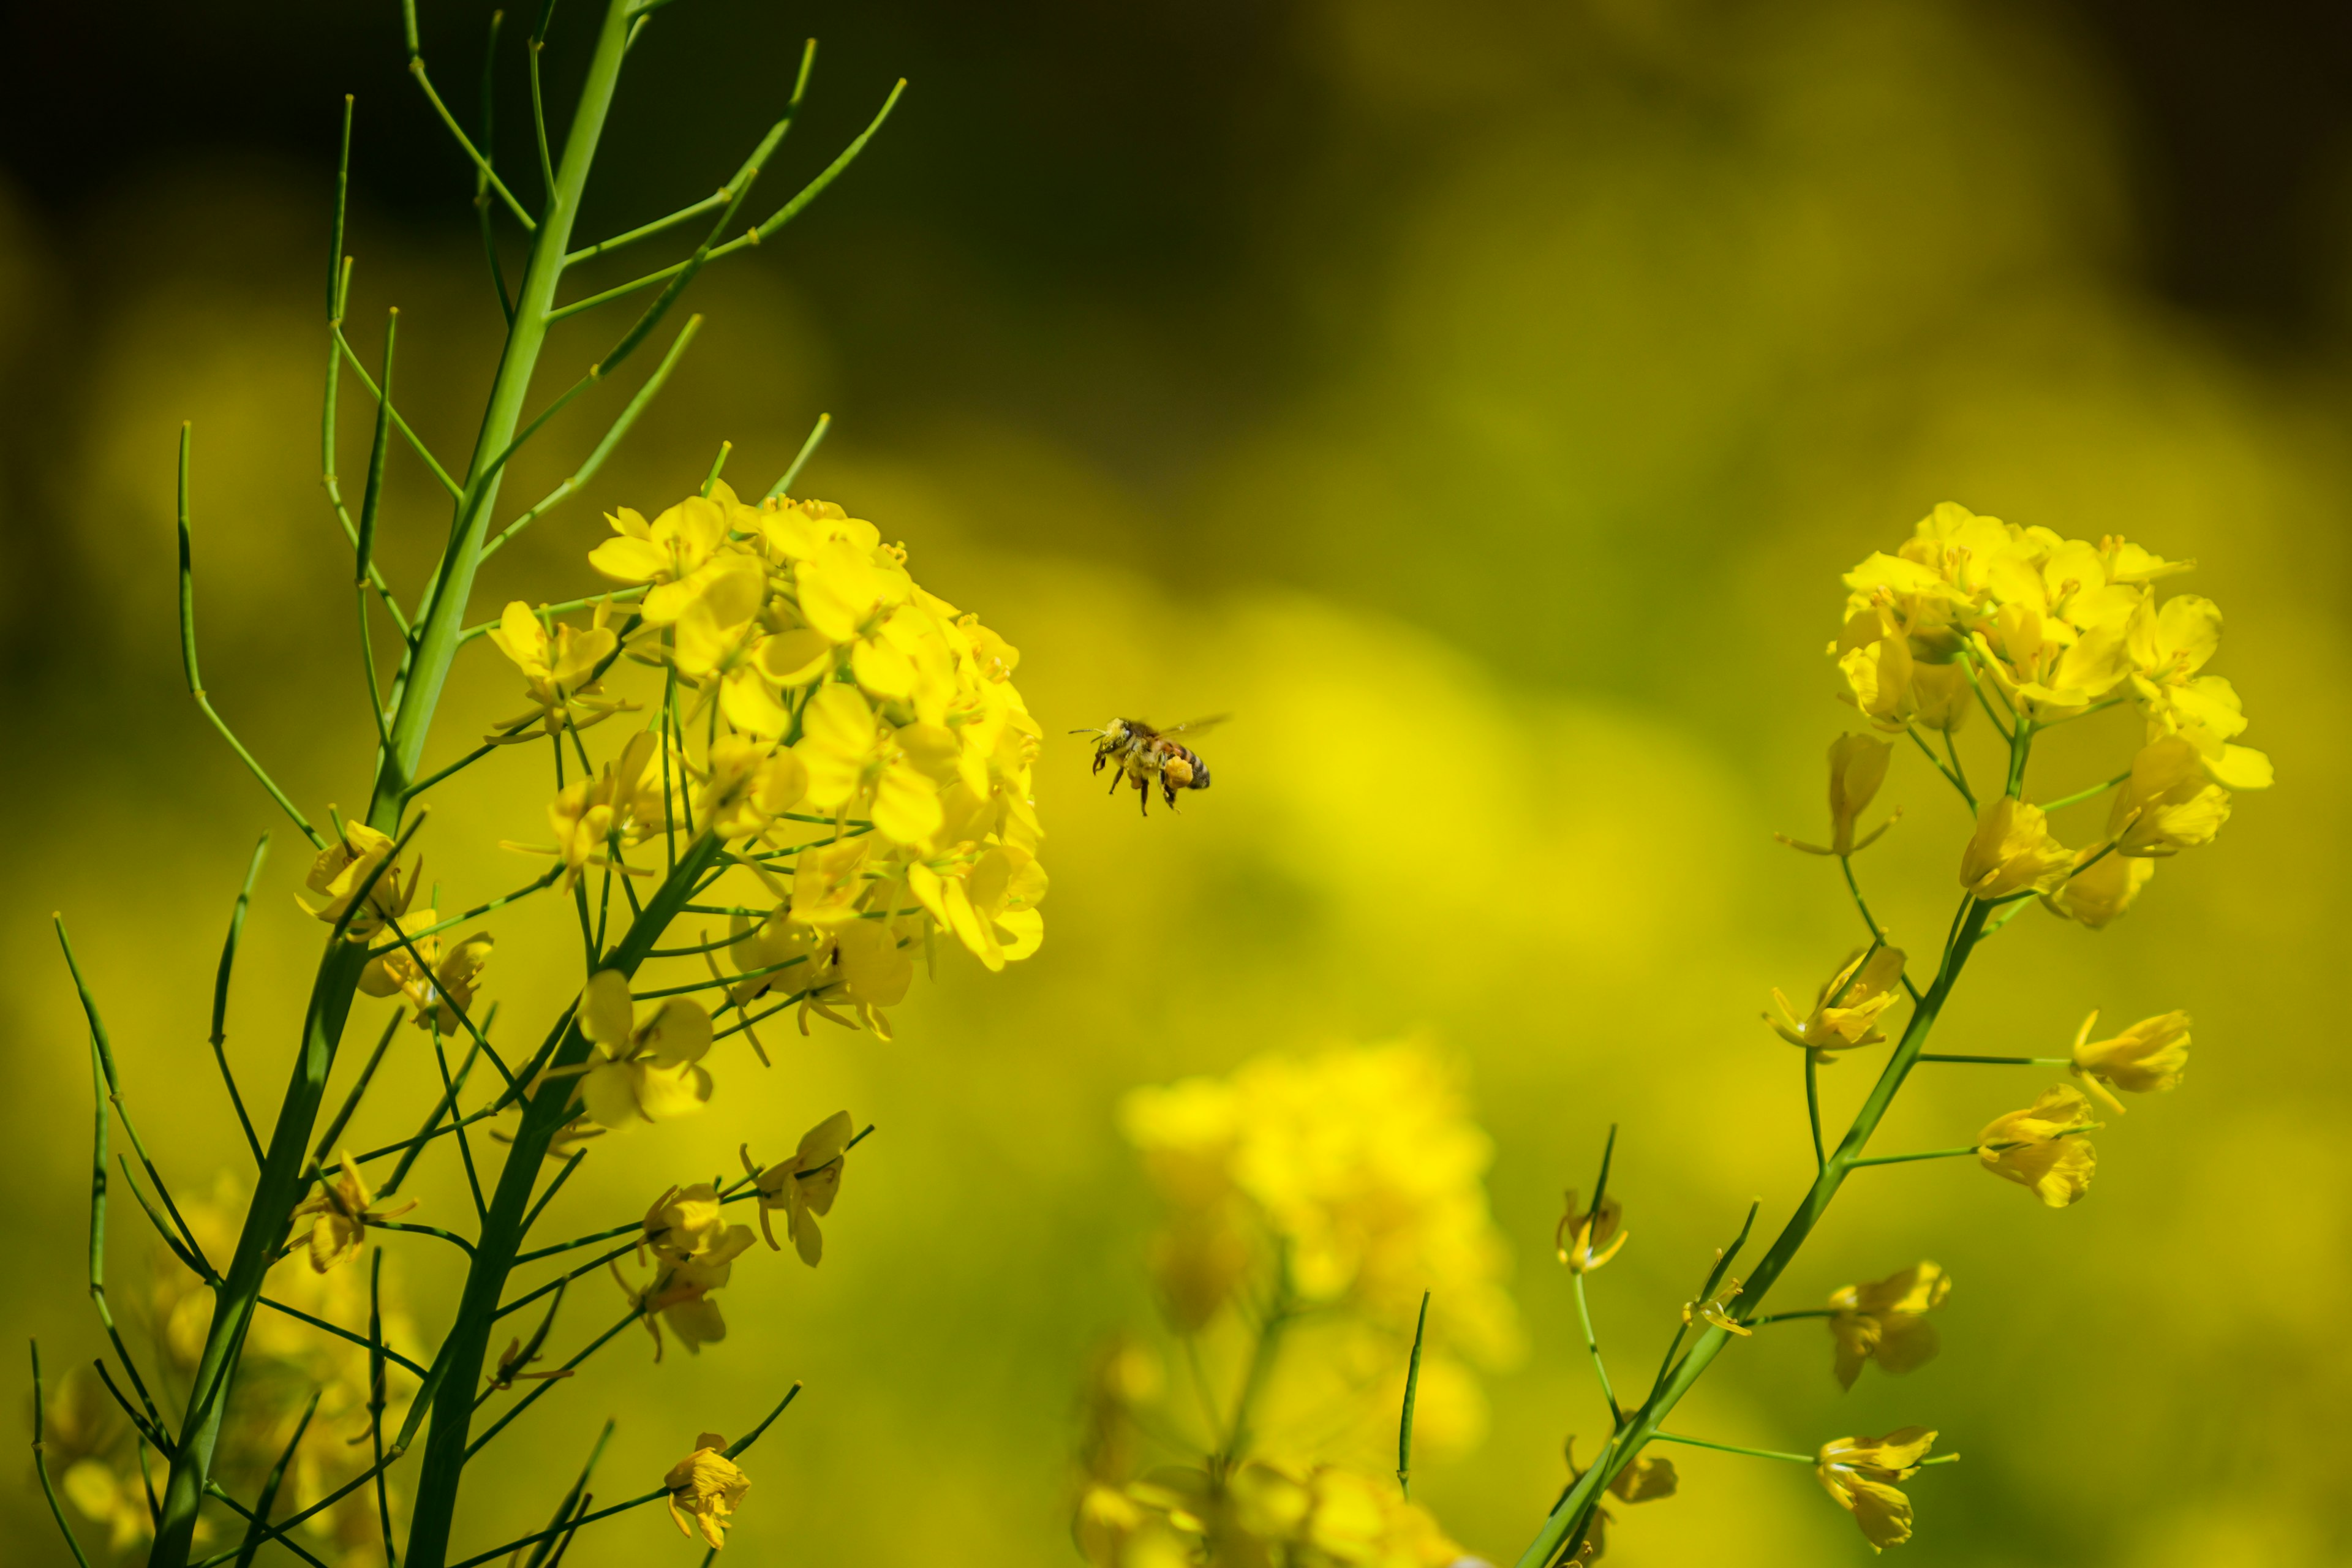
1072, 715, 1227, 815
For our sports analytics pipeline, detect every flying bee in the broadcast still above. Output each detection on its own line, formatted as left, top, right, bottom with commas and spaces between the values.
1072, 715, 1227, 815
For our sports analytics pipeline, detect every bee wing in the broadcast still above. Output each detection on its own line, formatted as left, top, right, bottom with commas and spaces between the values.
1159, 714, 1231, 739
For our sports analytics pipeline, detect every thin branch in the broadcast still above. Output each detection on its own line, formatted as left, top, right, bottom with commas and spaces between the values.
178, 423, 329, 848
763, 409, 830, 500
478, 315, 704, 562
257, 1294, 430, 1379
551, 57, 902, 327
475, 7, 516, 324
208, 834, 270, 1165
333, 326, 466, 498
227, 1389, 322, 1568
402, 1, 538, 230
30, 1343, 99, 1568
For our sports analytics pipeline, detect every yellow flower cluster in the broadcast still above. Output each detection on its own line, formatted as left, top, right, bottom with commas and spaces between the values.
1079, 1460, 1463, 1568
1833, 503, 2269, 924
1119, 1043, 1519, 1366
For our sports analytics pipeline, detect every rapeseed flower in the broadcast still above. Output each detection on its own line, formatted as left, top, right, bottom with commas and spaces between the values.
1958, 797, 2070, 900
289, 1153, 417, 1272
1084, 1460, 1464, 1568
741, 1111, 854, 1264
1977, 1085, 2099, 1207
1555, 1190, 1627, 1274
2041, 849, 2154, 928
639, 1182, 756, 1269
664, 1432, 751, 1549
1121, 1044, 1519, 1366
359, 919, 492, 1033
614, 1255, 734, 1360
1826, 1263, 1949, 1389
1816, 1427, 1943, 1551
2068, 1009, 2191, 1114
1779, 734, 1896, 857
572, 970, 714, 1128
1768, 946, 1908, 1062
298, 820, 420, 938
2108, 736, 2231, 856
485, 597, 630, 741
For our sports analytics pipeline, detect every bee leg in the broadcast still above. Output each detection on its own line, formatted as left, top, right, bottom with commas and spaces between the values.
1137, 775, 1150, 816
1106, 767, 1124, 798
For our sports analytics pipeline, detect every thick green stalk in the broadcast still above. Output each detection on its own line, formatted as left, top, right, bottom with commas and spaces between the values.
374, 0, 635, 816
144, 8, 639, 1562
399, 833, 723, 1567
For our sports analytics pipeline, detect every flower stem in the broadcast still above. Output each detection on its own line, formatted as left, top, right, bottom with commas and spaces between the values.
1651, 1431, 1812, 1464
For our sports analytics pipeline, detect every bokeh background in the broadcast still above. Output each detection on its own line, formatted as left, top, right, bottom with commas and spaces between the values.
2, 0, 2346, 1563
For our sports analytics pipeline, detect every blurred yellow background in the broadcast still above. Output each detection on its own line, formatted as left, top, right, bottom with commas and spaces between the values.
2, 1, 2344, 1564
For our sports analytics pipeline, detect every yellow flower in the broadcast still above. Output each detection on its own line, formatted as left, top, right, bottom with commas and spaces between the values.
296, 820, 420, 938
1834, 611, 1917, 729
664, 1432, 751, 1550
1225, 1461, 1465, 1568
2125, 594, 2274, 790
485, 598, 630, 741
1908, 661, 1971, 733
359, 918, 493, 1033
1768, 946, 1908, 1062
1816, 1428, 1944, 1551
63, 1460, 154, 1553
1779, 734, 1896, 858
288, 1152, 417, 1273
1556, 1441, 1677, 1564
908, 841, 1049, 972
1555, 1189, 1627, 1274
741, 1110, 854, 1265
505, 733, 666, 892
2040, 849, 2154, 929
1957, 797, 2071, 899
574, 969, 714, 1128
639, 1182, 756, 1269
1682, 1276, 1752, 1337
2107, 736, 2231, 856
2068, 1008, 2190, 1115
1826, 1262, 1949, 1389
587, 494, 732, 610
614, 1256, 734, 1361
1977, 1084, 2099, 1207
1124, 1046, 1518, 1367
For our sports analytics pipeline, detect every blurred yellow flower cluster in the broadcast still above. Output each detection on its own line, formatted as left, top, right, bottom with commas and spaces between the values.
1078, 1459, 1465, 1568
1119, 1043, 1519, 1367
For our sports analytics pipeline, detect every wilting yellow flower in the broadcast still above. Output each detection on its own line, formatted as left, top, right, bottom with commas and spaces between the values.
1554, 1441, 1678, 1565
2041, 848, 2155, 929
665, 1432, 751, 1549
1683, 1276, 1752, 1336
2068, 1009, 2190, 1115
614, 1254, 734, 1361
1768, 946, 1908, 1062
486, 597, 631, 741
2108, 736, 2231, 856
1555, 1190, 1627, 1274
1977, 1084, 2100, 1207
1836, 611, 1917, 729
1958, 797, 2071, 899
1908, 661, 1971, 733
640, 1183, 757, 1270
1826, 1263, 1949, 1389
1817, 1428, 1944, 1551
573, 969, 714, 1128
297, 820, 420, 938
1779, 734, 1896, 858
359, 918, 492, 1033
289, 1153, 417, 1273
741, 1111, 853, 1265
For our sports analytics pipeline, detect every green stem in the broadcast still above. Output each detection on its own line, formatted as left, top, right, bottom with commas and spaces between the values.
2040, 769, 2131, 813
764, 410, 831, 500
401, 831, 722, 1565
1651, 1431, 1812, 1464
1509, 897, 1996, 1568
1569, 1272, 1618, 1425
32, 1343, 100, 1568
1219, 1258, 1293, 1469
